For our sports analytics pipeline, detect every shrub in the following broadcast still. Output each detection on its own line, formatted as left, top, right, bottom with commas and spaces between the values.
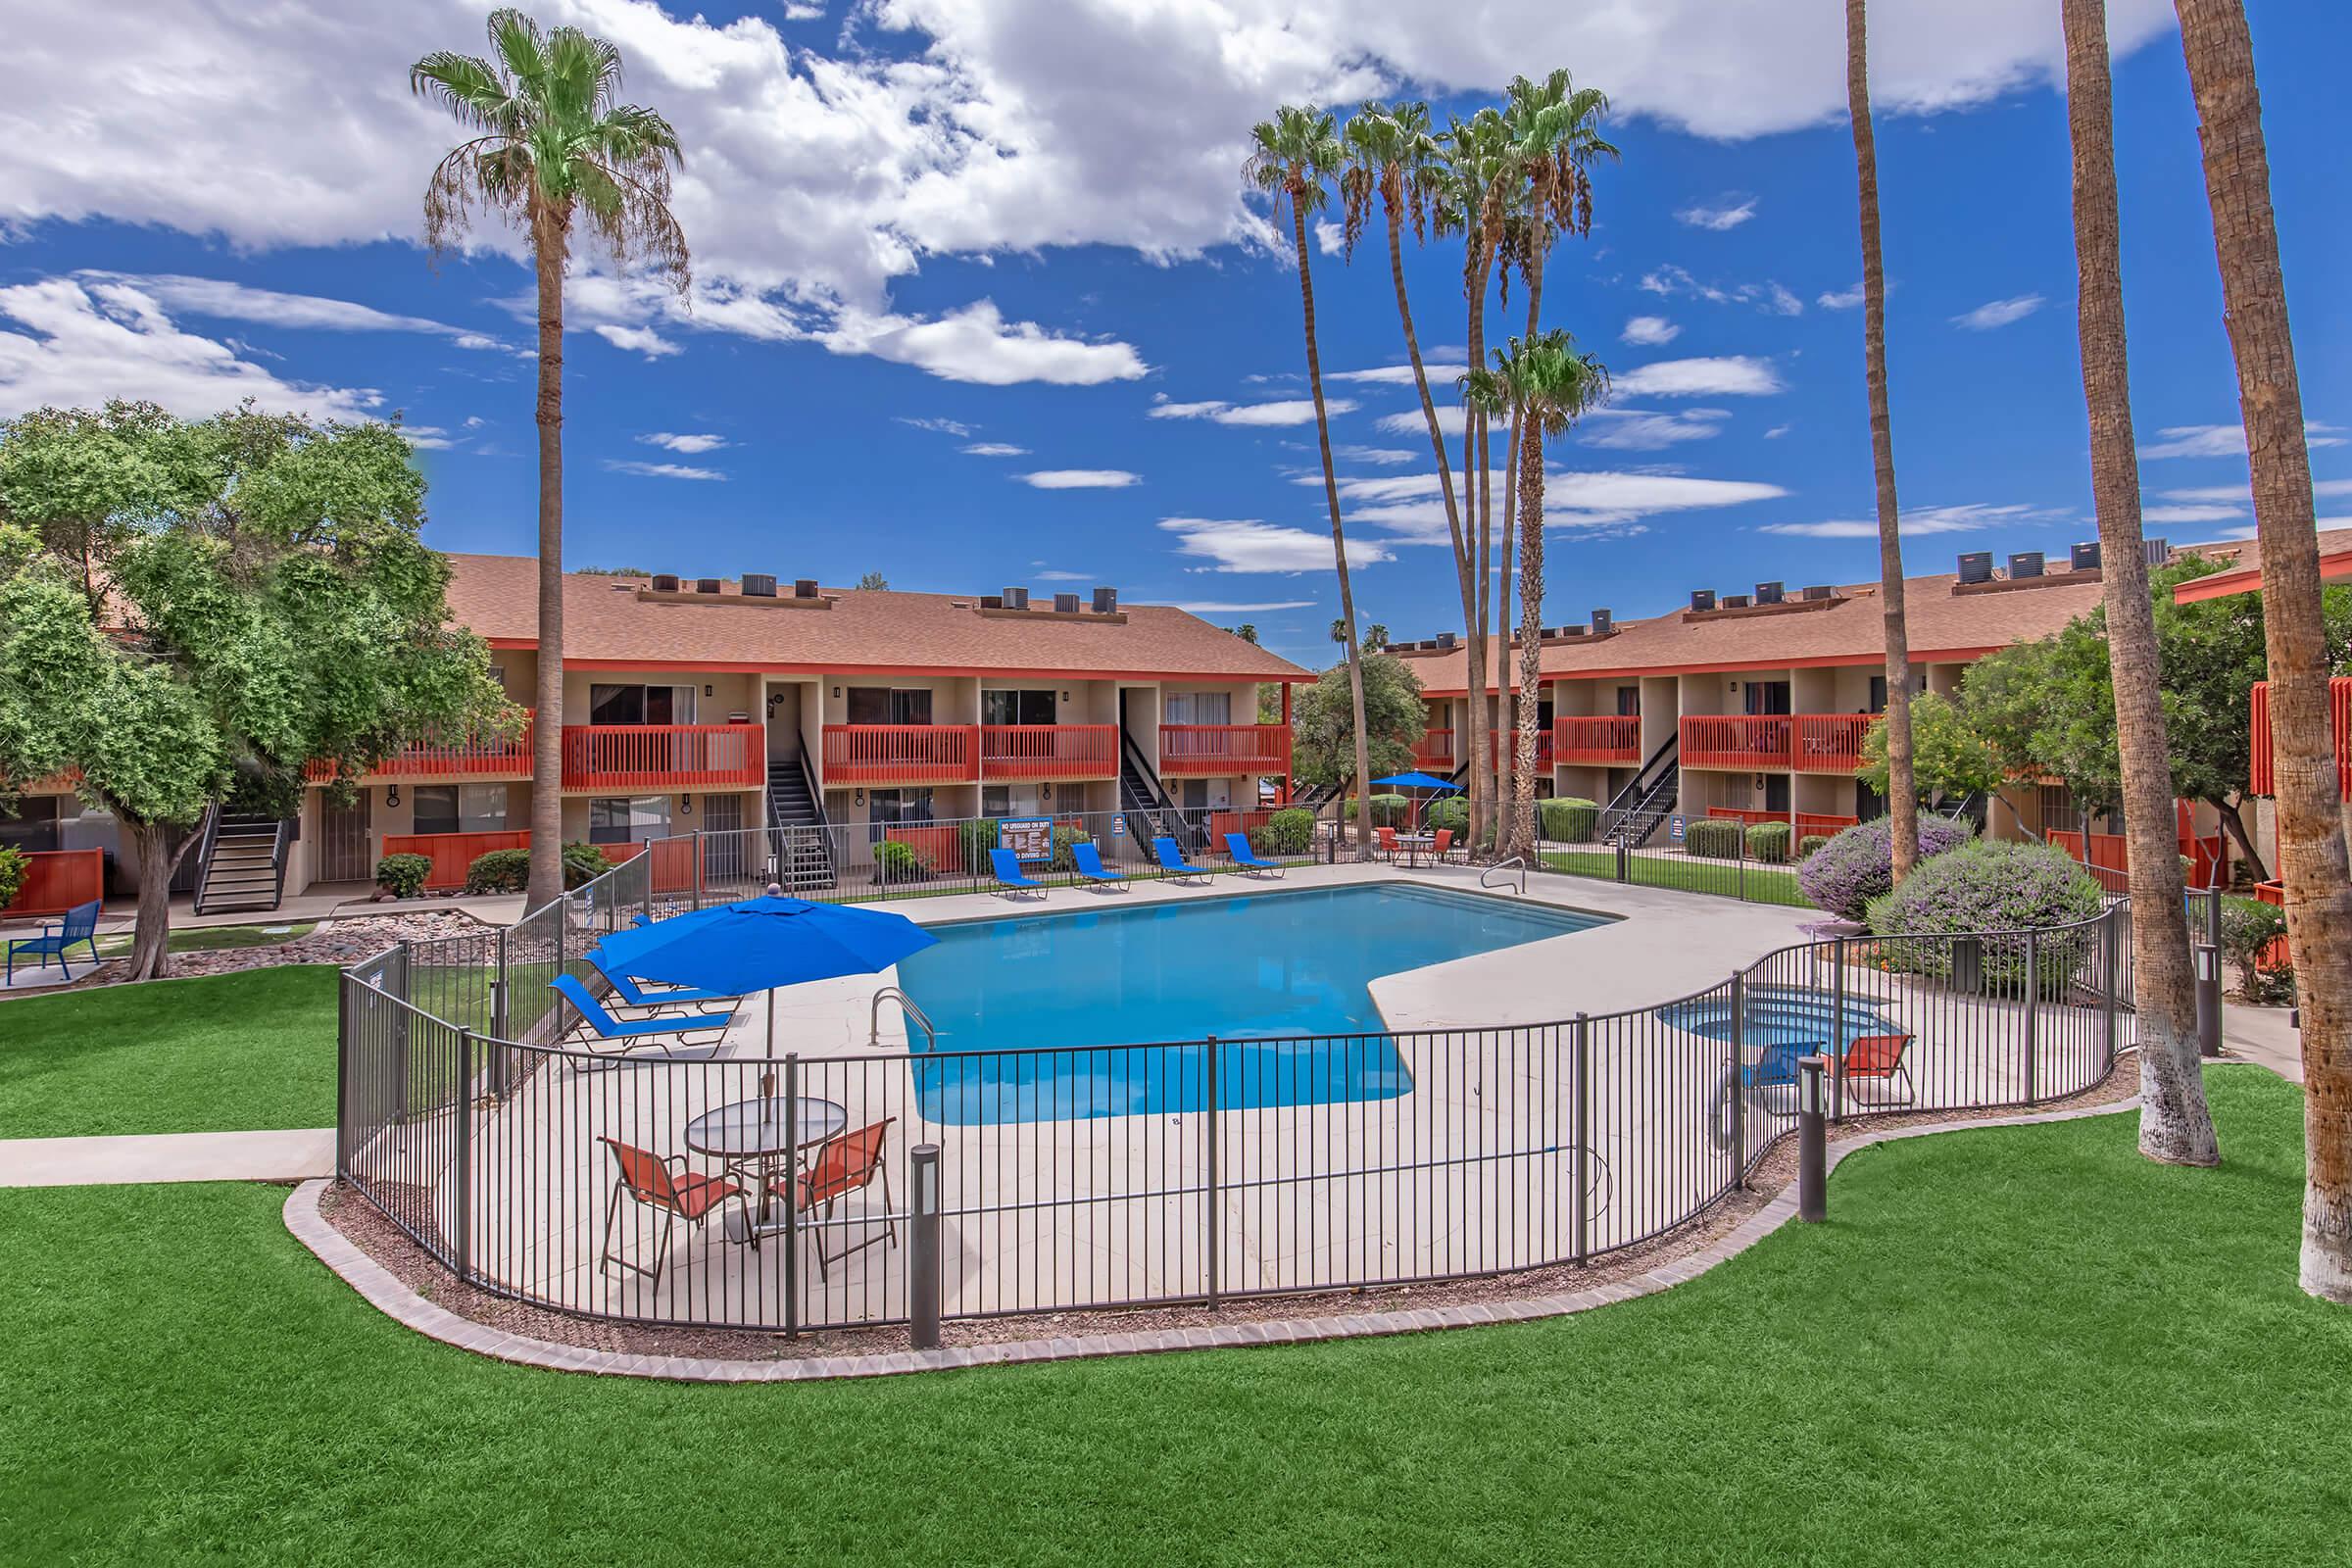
1538, 796, 1598, 843
1745, 821, 1791, 863
1798, 834, 1831, 860
1424, 796, 1469, 837
0, 845, 26, 911
1685, 819, 1743, 859
1344, 793, 1412, 827
374, 853, 431, 900
874, 840, 924, 882
1795, 814, 1976, 921
1253, 808, 1315, 857
464, 848, 531, 895
960, 817, 1002, 874
1048, 824, 1094, 873
1864, 840, 2107, 993
2219, 895, 2292, 1004
562, 842, 612, 891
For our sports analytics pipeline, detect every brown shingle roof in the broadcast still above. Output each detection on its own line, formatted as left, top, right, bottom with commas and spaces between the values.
443, 555, 1312, 681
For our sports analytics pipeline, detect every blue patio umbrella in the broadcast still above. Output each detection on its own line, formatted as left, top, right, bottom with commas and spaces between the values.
589, 894, 937, 1054
1370, 770, 1463, 831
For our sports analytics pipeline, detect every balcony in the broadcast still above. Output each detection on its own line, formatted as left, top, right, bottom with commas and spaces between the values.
562, 723, 763, 792
1410, 729, 1456, 771
2250, 677, 2352, 800
977, 723, 1119, 782
1157, 724, 1294, 777
823, 724, 980, 785
1680, 714, 1878, 774
1553, 715, 1640, 766
1490, 728, 1556, 769
310, 713, 534, 785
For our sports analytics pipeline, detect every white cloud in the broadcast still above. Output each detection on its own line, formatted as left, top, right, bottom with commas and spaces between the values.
1676, 196, 1756, 230
1015, 468, 1141, 489
1335, 444, 1419, 466
2140, 420, 2347, 460
1374, 404, 1464, 435
822, 301, 1145, 386
642, 431, 728, 454
1620, 316, 1681, 347
1951, 294, 2046, 330
1764, 423, 1792, 439
1817, 282, 1865, 310
1313, 220, 1346, 256
1170, 599, 1316, 612
1639, 265, 1803, 316
1758, 502, 2061, 538
2140, 503, 2245, 524
1032, 568, 1092, 580
1610, 356, 1785, 397
76, 272, 514, 353
0, 276, 382, 421
1326, 362, 1470, 385
603, 459, 725, 480
898, 416, 975, 437
591, 322, 681, 358
1338, 466, 1788, 539
1160, 516, 1394, 573
1579, 408, 1733, 451
960, 441, 1029, 457
1150, 396, 1354, 426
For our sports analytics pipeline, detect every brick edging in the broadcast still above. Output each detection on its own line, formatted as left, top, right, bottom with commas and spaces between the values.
283, 1095, 2142, 1384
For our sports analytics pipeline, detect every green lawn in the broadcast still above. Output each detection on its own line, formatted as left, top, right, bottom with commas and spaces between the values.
93, 920, 318, 957
1543, 846, 1813, 906
2, 1070, 2342, 1563
0, 965, 338, 1137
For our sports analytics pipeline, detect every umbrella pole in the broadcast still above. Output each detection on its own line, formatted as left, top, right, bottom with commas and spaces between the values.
766, 988, 775, 1058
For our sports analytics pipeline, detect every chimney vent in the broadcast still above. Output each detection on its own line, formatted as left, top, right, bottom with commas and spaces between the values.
1093, 586, 1118, 613
1690, 589, 1717, 612
1957, 551, 1994, 585
793, 578, 818, 599
2008, 551, 2044, 580
1754, 581, 1785, 606
1003, 586, 1030, 611
1722, 594, 1750, 610
1801, 584, 1835, 602
652, 572, 680, 592
741, 572, 776, 597
1054, 591, 1081, 614
2069, 541, 2101, 571
2143, 537, 2171, 565
1591, 609, 1613, 635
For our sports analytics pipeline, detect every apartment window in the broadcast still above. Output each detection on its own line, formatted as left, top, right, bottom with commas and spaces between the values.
1617, 686, 1641, 717
0, 796, 60, 853
846, 687, 933, 725
589, 683, 697, 726
588, 795, 671, 845
411, 784, 509, 837
865, 787, 935, 842
2039, 785, 2082, 835
1867, 672, 1930, 713
1763, 774, 1791, 811
1743, 680, 1791, 716
1163, 691, 1231, 725
982, 784, 1043, 818
982, 689, 1056, 726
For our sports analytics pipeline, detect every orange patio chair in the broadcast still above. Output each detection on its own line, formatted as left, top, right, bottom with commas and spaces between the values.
770, 1117, 899, 1281
1829, 1033, 1915, 1106
1432, 827, 1456, 862
1376, 826, 1400, 861
597, 1136, 745, 1285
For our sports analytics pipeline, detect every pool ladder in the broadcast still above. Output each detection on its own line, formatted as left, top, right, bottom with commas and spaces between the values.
1481, 857, 1528, 896
868, 985, 938, 1048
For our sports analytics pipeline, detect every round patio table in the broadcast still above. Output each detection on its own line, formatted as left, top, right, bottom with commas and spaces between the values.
684, 1096, 848, 1243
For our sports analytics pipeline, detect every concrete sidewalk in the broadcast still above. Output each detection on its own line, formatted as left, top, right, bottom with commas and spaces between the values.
0, 1128, 334, 1187
2222, 1001, 2304, 1085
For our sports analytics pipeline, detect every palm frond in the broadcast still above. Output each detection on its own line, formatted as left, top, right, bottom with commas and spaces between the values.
410, 52, 517, 135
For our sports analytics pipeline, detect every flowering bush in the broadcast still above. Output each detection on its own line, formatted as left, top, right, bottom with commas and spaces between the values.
1795, 814, 1975, 920
1864, 840, 2107, 994
374, 853, 432, 900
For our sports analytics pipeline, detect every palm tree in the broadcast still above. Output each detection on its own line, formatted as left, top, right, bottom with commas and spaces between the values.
413, 10, 689, 912
1248, 106, 1373, 860
2061, 0, 2220, 1168
2175, 0, 2352, 1298
1842, 0, 1919, 884
1462, 332, 1609, 860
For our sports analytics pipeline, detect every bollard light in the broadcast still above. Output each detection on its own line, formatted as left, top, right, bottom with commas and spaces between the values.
2194, 946, 2218, 984
1796, 1055, 1828, 1223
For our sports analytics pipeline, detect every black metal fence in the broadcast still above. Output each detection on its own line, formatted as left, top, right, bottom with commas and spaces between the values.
336, 846, 2132, 1337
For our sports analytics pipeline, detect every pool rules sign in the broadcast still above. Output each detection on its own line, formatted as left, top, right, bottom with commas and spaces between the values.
1000, 817, 1054, 862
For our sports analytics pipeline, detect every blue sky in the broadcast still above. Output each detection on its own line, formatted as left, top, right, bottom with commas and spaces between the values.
3, 0, 2343, 670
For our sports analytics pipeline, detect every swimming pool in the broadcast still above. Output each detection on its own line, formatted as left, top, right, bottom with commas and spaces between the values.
1652, 986, 1898, 1053
897, 883, 1611, 1124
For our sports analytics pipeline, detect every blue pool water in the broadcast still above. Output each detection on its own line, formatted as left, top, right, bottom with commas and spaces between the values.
1651, 987, 1898, 1085
897, 884, 1611, 1124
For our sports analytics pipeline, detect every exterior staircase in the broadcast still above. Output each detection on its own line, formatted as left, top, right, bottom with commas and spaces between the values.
765, 754, 835, 892
1599, 737, 1682, 849
1117, 730, 1201, 848
193, 810, 291, 914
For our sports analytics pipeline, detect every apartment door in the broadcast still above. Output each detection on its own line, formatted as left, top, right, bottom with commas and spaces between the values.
318, 793, 371, 882
1743, 680, 1791, 715
765, 683, 802, 762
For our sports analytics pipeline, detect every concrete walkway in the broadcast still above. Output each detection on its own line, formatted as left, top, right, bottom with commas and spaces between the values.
0, 1128, 334, 1187
2222, 1001, 2305, 1085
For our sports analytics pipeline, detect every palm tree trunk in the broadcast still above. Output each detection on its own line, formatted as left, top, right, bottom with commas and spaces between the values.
1494, 403, 1519, 841
2064, 0, 2219, 1166
2177, 0, 2352, 1298
1496, 263, 1545, 849
1504, 423, 1547, 861
1292, 200, 1374, 860
1846, 0, 1919, 883
526, 204, 568, 914
1460, 248, 1494, 854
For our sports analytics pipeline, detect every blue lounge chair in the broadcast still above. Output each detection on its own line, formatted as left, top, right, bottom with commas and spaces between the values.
988, 848, 1048, 900
6, 898, 101, 985
1152, 835, 1211, 883
583, 952, 745, 1018
1069, 841, 1129, 893
550, 973, 734, 1058
1740, 1040, 1813, 1091
1224, 833, 1286, 878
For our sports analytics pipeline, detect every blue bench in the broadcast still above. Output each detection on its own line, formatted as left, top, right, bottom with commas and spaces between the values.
6, 898, 101, 985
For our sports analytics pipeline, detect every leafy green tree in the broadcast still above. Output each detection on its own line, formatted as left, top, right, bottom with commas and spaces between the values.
414, 8, 688, 910
1857, 690, 2005, 811
0, 402, 510, 978
1291, 653, 1426, 793
856, 570, 889, 591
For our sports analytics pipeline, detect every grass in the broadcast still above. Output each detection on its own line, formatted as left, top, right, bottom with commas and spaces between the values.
2, 1070, 2344, 1563
0, 966, 338, 1137
1542, 845, 1813, 907
92, 921, 318, 957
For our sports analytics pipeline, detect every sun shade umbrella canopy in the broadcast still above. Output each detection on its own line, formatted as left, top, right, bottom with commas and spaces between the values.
1369, 772, 1463, 792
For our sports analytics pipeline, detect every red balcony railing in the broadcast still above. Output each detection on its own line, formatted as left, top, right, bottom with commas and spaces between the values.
1553, 716, 1640, 765
1491, 728, 1557, 769
1158, 724, 1294, 777
1411, 729, 1456, 771
0, 848, 104, 918
822, 724, 980, 785
2250, 677, 2352, 799
1681, 714, 1879, 774
562, 723, 762, 792
379, 829, 531, 892
978, 723, 1118, 781
310, 712, 535, 785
